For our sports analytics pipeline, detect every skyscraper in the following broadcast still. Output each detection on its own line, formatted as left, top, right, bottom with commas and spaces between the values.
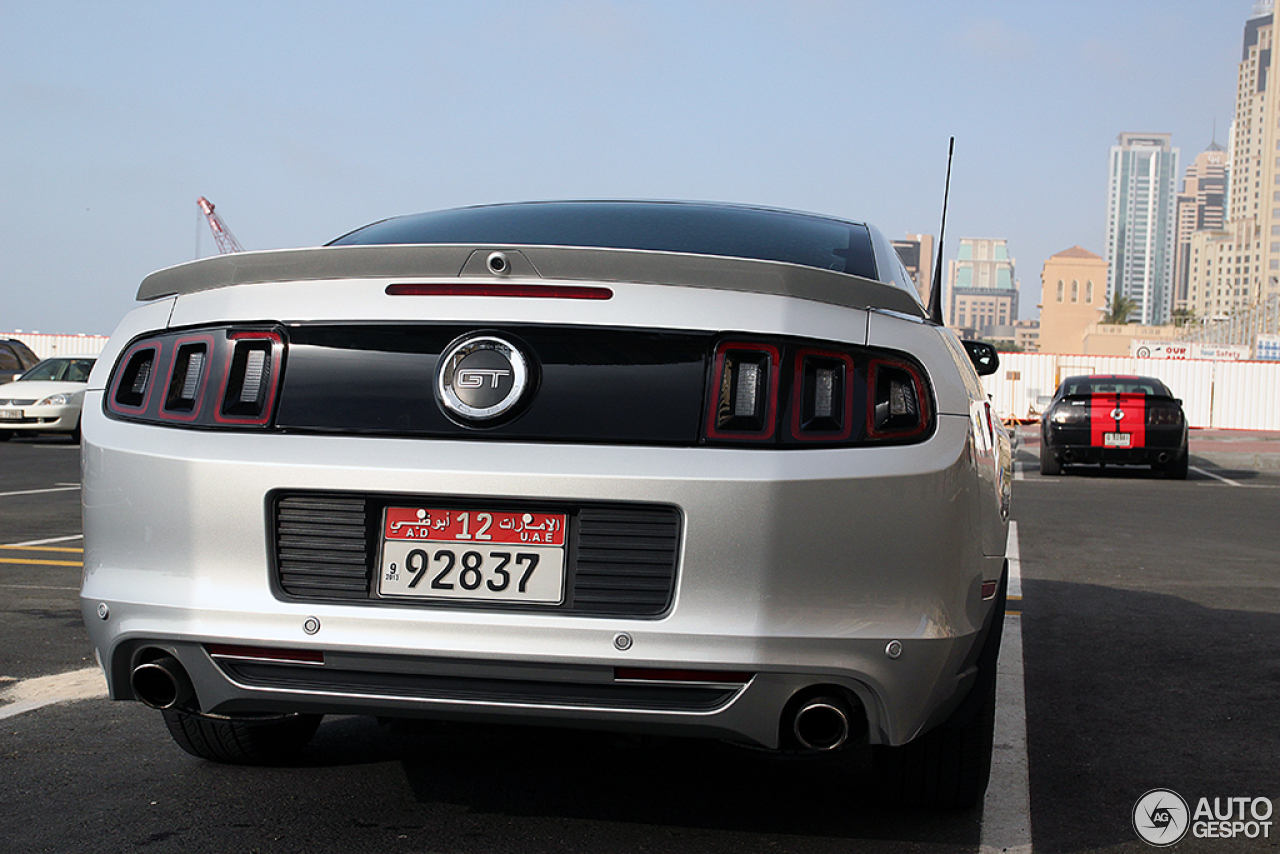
1105, 133, 1180, 325
1173, 143, 1228, 311
946, 237, 1017, 335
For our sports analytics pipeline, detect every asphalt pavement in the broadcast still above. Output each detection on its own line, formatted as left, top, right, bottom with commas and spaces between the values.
2, 430, 1278, 853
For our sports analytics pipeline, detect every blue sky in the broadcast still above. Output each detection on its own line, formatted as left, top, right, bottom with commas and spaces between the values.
0, 1, 1251, 334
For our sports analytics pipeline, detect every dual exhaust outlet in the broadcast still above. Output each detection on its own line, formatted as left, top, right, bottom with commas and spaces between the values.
130, 654, 195, 711
789, 694, 863, 751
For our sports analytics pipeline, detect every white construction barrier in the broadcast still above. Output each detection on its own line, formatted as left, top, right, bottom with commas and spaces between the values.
984, 352, 1280, 430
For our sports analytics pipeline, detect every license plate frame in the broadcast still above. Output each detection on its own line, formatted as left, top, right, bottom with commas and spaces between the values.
376, 507, 568, 604
1103, 432, 1132, 447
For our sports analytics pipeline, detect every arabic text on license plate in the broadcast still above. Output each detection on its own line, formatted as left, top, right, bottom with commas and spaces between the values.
1104, 432, 1131, 447
0, 409, 21, 420
377, 508, 567, 603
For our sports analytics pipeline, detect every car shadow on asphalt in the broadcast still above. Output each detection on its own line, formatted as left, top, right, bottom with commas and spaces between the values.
296, 715, 982, 844
1020, 578, 1280, 853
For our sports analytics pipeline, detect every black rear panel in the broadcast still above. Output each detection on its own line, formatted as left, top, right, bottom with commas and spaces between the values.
272, 492, 681, 618
275, 324, 710, 444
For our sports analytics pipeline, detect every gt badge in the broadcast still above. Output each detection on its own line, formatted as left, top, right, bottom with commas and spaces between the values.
436, 334, 531, 424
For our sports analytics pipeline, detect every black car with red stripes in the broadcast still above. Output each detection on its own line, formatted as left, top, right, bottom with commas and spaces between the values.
1040, 374, 1188, 478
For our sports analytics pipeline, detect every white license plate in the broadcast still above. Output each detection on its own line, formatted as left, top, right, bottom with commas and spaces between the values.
0, 409, 22, 420
377, 507, 566, 604
1104, 432, 1131, 447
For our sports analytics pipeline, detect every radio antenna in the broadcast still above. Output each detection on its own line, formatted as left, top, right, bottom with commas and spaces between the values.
927, 137, 954, 326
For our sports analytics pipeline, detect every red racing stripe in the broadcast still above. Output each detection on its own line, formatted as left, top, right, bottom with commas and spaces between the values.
1090, 394, 1111, 445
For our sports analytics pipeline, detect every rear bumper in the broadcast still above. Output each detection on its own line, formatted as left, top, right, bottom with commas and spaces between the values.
81, 400, 1004, 749
1044, 423, 1187, 466
0, 404, 80, 432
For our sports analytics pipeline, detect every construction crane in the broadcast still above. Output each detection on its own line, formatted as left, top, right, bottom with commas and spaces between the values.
196, 196, 244, 254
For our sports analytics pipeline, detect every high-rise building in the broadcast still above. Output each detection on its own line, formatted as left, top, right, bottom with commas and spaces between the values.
1206, 1, 1278, 317
946, 237, 1017, 336
1173, 143, 1229, 311
1105, 133, 1180, 325
891, 233, 935, 305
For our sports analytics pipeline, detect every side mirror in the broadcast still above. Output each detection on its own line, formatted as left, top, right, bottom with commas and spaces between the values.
962, 340, 1000, 376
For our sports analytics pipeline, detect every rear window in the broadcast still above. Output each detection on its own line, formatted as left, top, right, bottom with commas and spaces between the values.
328, 202, 879, 280
1062, 377, 1171, 396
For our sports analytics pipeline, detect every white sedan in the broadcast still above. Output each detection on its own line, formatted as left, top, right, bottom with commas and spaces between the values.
0, 356, 96, 441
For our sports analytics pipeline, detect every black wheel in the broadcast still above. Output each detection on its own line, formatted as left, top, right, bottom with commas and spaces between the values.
161, 709, 322, 764
1039, 447, 1061, 476
1163, 451, 1188, 480
69, 422, 81, 444
872, 574, 1005, 808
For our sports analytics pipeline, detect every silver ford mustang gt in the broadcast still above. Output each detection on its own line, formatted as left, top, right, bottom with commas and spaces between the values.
81, 201, 1011, 807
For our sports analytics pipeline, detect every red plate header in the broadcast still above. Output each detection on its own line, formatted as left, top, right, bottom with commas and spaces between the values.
383, 507, 566, 547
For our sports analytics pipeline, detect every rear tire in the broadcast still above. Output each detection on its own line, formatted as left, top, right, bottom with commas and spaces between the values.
1163, 451, 1189, 480
872, 574, 1005, 808
161, 709, 322, 764
1039, 448, 1061, 476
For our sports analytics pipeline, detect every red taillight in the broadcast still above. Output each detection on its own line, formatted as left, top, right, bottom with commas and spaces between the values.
214, 331, 284, 426
866, 356, 930, 440
106, 327, 285, 429
159, 334, 215, 422
107, 341, 160, 415
790, 348, 855, 441
705, 342, 781, 441
1147, 403, 1182, 425
386, 283, 613, 300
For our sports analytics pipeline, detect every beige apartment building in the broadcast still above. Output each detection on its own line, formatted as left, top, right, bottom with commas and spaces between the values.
1038, 247, 1107, 353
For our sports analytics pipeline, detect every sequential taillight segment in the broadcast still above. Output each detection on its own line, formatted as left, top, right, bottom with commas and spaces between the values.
108, 327, 285, 428
704, 338, 933, 446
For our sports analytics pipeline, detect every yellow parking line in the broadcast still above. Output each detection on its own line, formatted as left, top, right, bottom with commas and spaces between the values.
0, 558, 83, 567
0, 545, 84, 554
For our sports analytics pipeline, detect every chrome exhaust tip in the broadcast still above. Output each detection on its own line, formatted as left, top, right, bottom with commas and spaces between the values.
792, 697, 851, 751
130, 654, 194, 710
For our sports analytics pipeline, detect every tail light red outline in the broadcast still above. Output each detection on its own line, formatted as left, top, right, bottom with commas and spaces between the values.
705, 342, 781, 441
865, 356, 931, 441
158, 334, 215, 423
107, 340, 161, 415
213, 331, 284, 426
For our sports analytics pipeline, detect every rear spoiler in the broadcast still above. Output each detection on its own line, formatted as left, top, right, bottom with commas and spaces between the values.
137, 244, 928, 319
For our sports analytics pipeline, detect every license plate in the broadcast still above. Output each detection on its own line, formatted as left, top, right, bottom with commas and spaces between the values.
377, 507, 567, 604
1104, 432, 1131, 447
0, 409, 21, 420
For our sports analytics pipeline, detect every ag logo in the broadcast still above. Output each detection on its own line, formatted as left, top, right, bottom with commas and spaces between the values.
436, 334, 530, 424
1133, 789, 1189, 846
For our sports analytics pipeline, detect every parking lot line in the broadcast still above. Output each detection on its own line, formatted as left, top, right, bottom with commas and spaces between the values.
5, 534, 83, 547
0, 557, 83, 567
0, 485, 81, 498
0, 544, 83, 553
0, 667, 106, 721
1190, 466, 1242, 487
980, 521, 1033, 854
